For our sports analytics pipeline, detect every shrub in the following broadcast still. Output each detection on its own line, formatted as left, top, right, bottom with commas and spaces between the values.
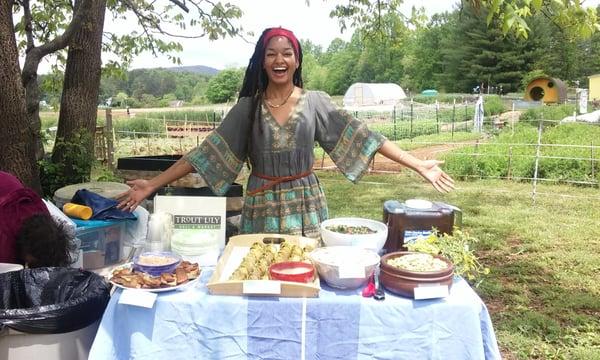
520, 104, 576, 122
483, 95, 506, 115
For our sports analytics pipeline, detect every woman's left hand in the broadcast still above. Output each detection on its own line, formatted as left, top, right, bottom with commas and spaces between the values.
419, 160, 455, 193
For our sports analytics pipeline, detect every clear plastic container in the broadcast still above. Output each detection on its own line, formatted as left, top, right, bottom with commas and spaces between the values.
145, 212, 173, 252
75, 221, 126, 269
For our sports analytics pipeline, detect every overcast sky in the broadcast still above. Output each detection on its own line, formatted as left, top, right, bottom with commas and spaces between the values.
118, 0, 460, 71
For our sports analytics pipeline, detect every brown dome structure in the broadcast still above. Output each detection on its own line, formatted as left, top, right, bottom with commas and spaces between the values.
524, 76, 567, 103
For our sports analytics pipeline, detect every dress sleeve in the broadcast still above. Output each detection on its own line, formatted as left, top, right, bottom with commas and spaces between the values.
313, 91, 386, 183
183, 98, 252, 195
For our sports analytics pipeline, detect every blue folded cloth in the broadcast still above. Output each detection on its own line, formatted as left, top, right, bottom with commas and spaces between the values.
71, 189, 136, 221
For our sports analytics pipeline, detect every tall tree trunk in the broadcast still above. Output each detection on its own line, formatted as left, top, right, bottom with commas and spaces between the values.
51, 0, 107, 185
0, 0, 41, 192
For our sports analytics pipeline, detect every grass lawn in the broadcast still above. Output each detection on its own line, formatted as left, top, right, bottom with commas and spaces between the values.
316, 170, 600, 360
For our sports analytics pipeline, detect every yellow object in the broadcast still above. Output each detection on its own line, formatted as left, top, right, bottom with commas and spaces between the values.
63, 202, 93, 220
524, 76, 567, 104
589, 74, 600, 101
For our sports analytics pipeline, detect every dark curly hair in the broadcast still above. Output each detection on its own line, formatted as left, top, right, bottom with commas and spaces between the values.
238, 28, 304, 155
16, 214, 76, 267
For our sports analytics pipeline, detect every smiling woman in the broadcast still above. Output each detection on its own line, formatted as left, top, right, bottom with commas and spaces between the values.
118, 26, 454, 239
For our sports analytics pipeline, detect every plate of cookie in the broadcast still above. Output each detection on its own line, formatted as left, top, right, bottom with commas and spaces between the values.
110, 260, 201, 293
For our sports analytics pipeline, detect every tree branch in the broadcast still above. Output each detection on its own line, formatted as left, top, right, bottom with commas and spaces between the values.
36, 0, 91, 57
169, 0, 189, 13
22, 0, 35, 52
21, 0, 92, 85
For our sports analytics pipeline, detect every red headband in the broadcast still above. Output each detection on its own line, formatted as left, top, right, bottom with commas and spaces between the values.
263, 27, 300, 57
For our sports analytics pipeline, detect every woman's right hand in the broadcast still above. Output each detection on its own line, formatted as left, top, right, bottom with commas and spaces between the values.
116, 179, 155, 212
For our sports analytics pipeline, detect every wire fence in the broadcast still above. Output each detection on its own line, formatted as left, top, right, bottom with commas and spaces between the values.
98, 102, 600, 201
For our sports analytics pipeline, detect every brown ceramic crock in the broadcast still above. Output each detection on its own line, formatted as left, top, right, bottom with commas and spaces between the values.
380, 251, 454, 298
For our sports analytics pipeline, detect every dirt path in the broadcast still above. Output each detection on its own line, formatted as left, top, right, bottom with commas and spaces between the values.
314, 142, 474, 173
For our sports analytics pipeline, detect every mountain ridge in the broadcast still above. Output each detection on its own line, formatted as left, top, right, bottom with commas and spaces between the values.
133, 64, 220, 76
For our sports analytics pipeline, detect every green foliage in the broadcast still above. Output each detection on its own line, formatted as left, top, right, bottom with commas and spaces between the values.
112, 117, 165, 134
111, 110, 223, 134
94, 167, 123, 182
479, 0, 599, 39
520, 69, 547, 91
444, 122, 600, 183
142, 110, 224, 122
406, 229, 490, 284
205, 69, 243, 103
483, 95, 506, 115
39, 132, 95, 198
519, 104, 576, 122
412, 93, 473, 105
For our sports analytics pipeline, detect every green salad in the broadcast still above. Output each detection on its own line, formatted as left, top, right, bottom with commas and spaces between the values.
325, 224, 376, 234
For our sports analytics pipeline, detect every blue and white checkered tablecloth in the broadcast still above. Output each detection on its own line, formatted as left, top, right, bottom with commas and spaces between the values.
89, 270, 501, 360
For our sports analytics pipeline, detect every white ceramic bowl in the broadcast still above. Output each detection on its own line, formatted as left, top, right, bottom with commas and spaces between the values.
309, 246, 380, 289
0, 263, 24, 274
320, 217, 388, 253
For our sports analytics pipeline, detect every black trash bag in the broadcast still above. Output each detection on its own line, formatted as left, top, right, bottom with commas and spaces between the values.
0, 267, 110, 334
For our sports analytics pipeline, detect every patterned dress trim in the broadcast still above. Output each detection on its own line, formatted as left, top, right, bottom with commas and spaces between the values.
329, 116, 386, 183
261, 92, 307, 151
183, 131, 244, 196
241, 181, 328, 238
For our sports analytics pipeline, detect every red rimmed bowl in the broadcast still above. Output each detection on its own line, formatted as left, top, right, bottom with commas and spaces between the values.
380, 251, 454, 298
269, 261, 315, 283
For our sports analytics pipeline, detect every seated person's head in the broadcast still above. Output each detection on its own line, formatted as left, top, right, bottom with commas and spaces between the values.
16, 214, 76, 267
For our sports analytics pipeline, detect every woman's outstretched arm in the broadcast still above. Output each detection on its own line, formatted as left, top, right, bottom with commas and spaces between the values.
116, 158, 194, 211
377, 140, 455, 193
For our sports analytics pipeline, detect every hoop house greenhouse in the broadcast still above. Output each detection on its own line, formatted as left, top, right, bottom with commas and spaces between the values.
343, 83, 407, 107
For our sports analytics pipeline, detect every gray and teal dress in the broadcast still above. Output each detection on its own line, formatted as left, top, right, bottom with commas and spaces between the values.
184, 90, 386, 238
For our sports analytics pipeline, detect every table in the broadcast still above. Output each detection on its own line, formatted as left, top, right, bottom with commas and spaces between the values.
89, 270, 501, 360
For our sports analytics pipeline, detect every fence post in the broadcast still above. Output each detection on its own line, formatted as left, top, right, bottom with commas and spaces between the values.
452, 99, 456, 139
532, 120, 543, 203
464, 100, 468, 132
163, 115, 167, 134
507, 146, 513, 180
184, 114, 188, 136
592, 141, 596, 186
213, 112, 216, 129
410, 98, 414, 139
105, 108, 114, 170
511, 103, 515, 137
393, 106, 397, 141
133, 130, 137, 153
435, 100, 440, 134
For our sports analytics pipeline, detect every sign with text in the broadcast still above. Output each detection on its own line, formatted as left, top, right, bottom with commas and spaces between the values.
578, 89, 588, 114
154, 195, 226, 266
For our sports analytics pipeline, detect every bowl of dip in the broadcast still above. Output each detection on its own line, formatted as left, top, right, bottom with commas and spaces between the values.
269, 261, 315, 283
133, 251, 182, 277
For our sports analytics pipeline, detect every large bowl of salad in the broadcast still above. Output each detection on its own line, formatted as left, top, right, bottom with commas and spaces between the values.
379, 251, 454, 298
320, 217, 387, 253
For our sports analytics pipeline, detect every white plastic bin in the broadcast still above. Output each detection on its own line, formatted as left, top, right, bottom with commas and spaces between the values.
0, 320, 99, 360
